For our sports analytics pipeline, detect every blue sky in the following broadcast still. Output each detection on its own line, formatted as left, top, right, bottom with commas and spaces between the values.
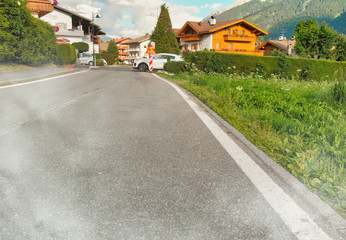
61, 0, 238, 38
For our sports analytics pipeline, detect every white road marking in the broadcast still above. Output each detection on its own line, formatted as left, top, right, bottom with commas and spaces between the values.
0, 70, 88, 89
154, 74, 333, 240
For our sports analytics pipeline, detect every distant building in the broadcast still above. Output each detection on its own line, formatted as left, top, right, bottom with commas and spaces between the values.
40, 5, 105, 53
256, 39, 297, 56
99, 38, 132, 61
177, 18, 269, 56
124, 34, 151, 63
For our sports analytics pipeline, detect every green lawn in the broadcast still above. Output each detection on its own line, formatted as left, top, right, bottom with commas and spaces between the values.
158, 71, 345, 217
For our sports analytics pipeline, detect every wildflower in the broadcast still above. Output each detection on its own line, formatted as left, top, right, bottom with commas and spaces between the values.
233, 66, 236, 69
297, 69, 302, 72
236, 86, 243, 91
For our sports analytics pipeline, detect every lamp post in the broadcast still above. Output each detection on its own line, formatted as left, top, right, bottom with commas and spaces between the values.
92, 12, 101, 66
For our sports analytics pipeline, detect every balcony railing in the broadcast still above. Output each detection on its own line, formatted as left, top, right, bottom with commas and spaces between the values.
126, 48, 141, 52
56, 29, 84, 37
27, 0, 54, 17
180, 34, 203, 42
223, 34, 255, 42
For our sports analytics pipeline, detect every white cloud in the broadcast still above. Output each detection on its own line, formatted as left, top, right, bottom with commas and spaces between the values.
59, 0, 202, 38
211, 3, 222, 10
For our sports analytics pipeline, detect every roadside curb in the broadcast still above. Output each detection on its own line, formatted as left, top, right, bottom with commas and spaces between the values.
154, 73, 346, 240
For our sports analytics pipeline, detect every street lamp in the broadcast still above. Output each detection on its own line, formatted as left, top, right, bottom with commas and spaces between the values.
92, 12, 101, 66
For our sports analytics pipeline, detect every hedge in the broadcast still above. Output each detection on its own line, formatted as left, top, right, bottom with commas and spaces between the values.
55, 43, 76, 65
96, 59, 104, 66
72, 42, 89, 53
164, 61, 185, 74
101, 52, 115, 65
185, 51, 346, 81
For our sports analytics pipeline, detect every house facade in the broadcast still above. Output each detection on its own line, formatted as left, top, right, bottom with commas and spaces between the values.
40, 5, 105, 53
177, 19, 269, 56
124, 34, 151, 62
99, 38, 131, 61
256, 39, 297, 57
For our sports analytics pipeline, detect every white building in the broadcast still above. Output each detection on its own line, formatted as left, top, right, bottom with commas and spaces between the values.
41, 6, 105, 53
124, 34, 151, 62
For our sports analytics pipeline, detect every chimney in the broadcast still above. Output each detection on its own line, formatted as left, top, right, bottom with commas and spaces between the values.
287, 44, 292, 56
209, 16, 216, 26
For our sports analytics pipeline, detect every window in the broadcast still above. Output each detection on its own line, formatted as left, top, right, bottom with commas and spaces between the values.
191, 44, 199, 50
182, 45, 189, 51
216, 43, 221, 50
228, 44, 233, 50
163, 55, 175, 60
234, 29, 238, 35
242, 30, 246, 36
153, 55, 163, 59
226, 28, 230, 35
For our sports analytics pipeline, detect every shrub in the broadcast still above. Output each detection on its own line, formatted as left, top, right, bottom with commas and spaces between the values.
96, 59, 104, 66
72, 42, 89, 53
164, 61, 185, 74
100, 52, 115, 65
186, 51, 346, 81
55, 43, 76, 65
107, 41, 119, 58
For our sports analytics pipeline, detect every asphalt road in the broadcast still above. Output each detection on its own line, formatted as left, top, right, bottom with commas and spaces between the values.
0, 66, 344, 239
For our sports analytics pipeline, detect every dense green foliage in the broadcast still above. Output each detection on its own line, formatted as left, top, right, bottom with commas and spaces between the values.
100, 52, 115, 65
96, 59, 104, 66
55, 44, 76, 65
183, 51, 346, 81
151, 4, 180, 54
159, 70, 346, 217
163, 61, 186, 74
0, 0, 57, 65
107, 41, 119, 58
72, 42, 89, 53
295, 19, 341, 60
206, 0, 346, 40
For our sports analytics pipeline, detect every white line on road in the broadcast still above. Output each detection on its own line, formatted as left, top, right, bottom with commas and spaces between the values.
0, 70, 88, 90
153, 74, 333, 240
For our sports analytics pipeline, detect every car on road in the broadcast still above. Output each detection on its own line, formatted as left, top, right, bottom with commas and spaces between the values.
79, 53, 94, 65
133, 53, 183, 72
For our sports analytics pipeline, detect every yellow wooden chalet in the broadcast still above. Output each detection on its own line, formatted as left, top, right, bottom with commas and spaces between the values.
177, 18, 269, 56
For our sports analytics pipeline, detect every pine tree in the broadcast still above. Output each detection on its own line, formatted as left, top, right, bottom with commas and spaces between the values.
150, 4, 180, 55
108, 40, 119, 58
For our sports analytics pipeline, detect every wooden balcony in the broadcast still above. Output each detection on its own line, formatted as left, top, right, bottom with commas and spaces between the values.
27, 0, 54, 17
223, 34, 255, 42
180, 34, 203, 42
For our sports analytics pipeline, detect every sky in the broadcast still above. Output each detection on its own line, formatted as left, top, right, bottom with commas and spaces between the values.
58, 0, 238, 39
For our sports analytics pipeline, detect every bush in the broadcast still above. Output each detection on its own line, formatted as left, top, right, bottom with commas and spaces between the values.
164, 61, 185, 74
96, 59, 104, 66
101, 52, 115, 65
186, 51, 346, 81
72, 42, 89, 53
55, 43, 76, 65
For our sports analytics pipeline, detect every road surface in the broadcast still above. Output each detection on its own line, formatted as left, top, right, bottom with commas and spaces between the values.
0, 66, 344, 239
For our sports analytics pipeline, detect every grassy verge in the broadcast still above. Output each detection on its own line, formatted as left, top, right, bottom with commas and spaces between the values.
0, 63, 33, 72
158, 71, 345, 217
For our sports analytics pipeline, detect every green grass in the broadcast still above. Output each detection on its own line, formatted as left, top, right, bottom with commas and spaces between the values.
158, 71, 346, 217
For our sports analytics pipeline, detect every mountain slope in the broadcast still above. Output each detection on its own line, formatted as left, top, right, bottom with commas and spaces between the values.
205, 0, 346, 39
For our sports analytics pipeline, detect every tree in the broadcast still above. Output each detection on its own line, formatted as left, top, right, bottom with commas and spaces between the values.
150, 4, 180, 55
72, 42, 89, 53
332, 35, 346, 62
107, 40, 119, 58
294, 19, 342, 60
0, 0, 57, 65
294, 19, 319, 58
316, 21, 338, 59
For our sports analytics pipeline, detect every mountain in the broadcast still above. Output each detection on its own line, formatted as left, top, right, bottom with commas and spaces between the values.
204, 0, 346, 40
203, 0, 252, 21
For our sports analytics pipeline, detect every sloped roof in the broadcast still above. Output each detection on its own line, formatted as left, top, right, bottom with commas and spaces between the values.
111, 38, 132, 44
257, 40, 296, 52
125, 34, 151, 43
177, 19, 269, 36
172, 28, 180, 36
